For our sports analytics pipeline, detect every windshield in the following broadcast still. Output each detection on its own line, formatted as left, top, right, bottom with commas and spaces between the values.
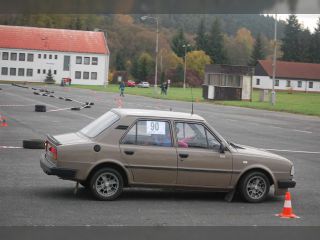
79, 111, 120, 138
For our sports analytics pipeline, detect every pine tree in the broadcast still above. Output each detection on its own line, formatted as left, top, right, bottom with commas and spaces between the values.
130, 56, 140, 80
281, 15, 303, 61
195, 19, 208, 52
309, 18, 320, 63
115, 51, 126, 71
207, 18, 227, 64
45, 71, 55, 84
249, 33, 266, 66
171, 28, 189, 58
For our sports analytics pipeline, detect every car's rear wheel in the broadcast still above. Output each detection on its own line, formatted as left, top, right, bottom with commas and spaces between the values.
239, 171, 270, 203
89, 168, 123, 201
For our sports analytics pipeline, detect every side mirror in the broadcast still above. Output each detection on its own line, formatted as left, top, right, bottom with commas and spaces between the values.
219, 142, 226, 153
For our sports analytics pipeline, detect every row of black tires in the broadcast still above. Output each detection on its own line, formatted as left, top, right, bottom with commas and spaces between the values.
85, 167, 270, 203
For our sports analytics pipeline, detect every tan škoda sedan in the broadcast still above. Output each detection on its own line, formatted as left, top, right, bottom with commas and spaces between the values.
40, 109, 296, 203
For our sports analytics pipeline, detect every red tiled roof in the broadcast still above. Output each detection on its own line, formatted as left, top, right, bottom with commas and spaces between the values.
0, 25, 109, 55
258, 60, 320, 80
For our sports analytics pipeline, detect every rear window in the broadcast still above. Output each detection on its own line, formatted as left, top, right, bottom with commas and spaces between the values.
79, 111, 120, 138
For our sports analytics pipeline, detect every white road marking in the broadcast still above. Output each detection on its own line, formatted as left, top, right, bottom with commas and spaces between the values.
292, 129, 313, 134
0, 146, 22, 149
263, 148, 320, 154
0, 104, 34, 107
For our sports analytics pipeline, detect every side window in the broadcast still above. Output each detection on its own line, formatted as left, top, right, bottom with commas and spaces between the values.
206, 129, 221, 152
122, 120, 172, 147
175, 122, 208, 149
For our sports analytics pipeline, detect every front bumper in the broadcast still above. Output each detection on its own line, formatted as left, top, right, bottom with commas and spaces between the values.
40, 154, 76, 179
278, 179, 296, 188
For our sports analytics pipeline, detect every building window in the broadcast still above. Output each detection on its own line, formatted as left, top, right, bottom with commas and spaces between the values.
37, 69, 41, 74
49, 54, 52, 59
27, 53, 34, 62
18, 68, 25, 76
19, 53, 25, 61
84, 57, 90, 65
43, 69, 46, 74
10, 68, 16, 76
92, 57, 98, 65
91, 72, 97, 80
309, 81, 313, 88
44, 54, 47, 59
75, 71, 81, 79
83, 71, 89, 79
286, 80, 291, 87
10, 52, 17, 61
38, 54, 41, 59
256, 78, 260, 85
55, 55, 58, 60
26, 69, 33, 77
54, 70, 57, 75
275, 80, 279, 86
76, 56, 82, 64
2, 52, 9, 60
1, 67, 8, 75
298, 81, 302, 88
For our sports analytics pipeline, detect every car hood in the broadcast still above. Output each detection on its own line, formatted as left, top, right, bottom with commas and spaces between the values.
53, 132, 91, 145
231, 143, 289, 161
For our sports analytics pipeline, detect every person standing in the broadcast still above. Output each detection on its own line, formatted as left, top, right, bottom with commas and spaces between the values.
164, 81, 168, 95
119, 81, 125, 97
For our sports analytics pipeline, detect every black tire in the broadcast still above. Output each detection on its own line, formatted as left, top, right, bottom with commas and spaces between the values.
33, 92, 39, 95
23, 139, 45, 149
71, 107, 80, 111
35, 105, 46, 112
89, 168, 123, 201
83, 105, 91, 108
49, 95, 55, 98
65, 98, 72, 101
89, 102, 94, 106
239, 171, 270, 203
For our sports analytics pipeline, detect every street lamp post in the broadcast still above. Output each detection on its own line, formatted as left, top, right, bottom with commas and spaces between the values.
141, 16, 159, 92
271, 14, 277, 106
182, 44, 190, 89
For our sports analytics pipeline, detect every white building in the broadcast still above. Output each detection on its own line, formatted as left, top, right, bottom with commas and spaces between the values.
0, 25, 110, 85
253, 60, 320, 93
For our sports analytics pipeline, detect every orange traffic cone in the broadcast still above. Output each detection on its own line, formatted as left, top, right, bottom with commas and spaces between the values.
276, 192, 299, 218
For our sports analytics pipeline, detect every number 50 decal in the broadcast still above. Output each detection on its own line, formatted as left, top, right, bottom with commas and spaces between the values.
146, 121, 166, 135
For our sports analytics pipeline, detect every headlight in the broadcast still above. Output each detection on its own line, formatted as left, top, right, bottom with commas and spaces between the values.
290, 165, 295, 176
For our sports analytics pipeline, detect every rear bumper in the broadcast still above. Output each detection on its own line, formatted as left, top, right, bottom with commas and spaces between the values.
40, 154, 76, 179
278, 179, 296, 188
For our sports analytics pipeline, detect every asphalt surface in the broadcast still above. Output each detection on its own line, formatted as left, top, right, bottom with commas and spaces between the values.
0, 83, 319, 226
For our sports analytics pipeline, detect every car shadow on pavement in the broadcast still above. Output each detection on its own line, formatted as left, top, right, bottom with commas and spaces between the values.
35, 186, 282, 203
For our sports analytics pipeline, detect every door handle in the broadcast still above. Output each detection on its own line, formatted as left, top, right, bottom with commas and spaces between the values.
179, 153, 189, 158
124, 150, 134, 155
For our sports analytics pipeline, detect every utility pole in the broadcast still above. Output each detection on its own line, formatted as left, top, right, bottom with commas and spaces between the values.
271, 14, 277, 106
141, 16, 159, 92
182, 44, 190, 89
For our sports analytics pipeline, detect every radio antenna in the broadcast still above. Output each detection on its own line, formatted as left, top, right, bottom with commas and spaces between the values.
191, 87, 194, 115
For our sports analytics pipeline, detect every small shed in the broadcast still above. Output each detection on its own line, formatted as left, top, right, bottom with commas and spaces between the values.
203, 64, 254, 101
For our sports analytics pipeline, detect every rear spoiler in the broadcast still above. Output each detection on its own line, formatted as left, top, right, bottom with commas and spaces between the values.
47, 134, 62, 146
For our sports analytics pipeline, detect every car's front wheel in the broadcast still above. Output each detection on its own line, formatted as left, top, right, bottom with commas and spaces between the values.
239, 171, 270, 203
89, 168, 123, 201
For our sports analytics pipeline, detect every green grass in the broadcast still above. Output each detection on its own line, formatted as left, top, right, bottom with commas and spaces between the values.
72, 84, 320, 116
72, 84, 203, 102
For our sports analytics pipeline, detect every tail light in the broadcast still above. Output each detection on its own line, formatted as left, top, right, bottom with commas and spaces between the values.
49, 146, 58, 160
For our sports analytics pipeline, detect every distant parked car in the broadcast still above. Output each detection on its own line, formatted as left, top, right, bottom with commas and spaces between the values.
125, 80, 136, 87
137, 82, 150, 88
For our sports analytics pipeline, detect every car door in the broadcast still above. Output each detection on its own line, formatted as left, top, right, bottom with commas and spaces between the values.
119, 119, 178, 185
175, 122, 233, 189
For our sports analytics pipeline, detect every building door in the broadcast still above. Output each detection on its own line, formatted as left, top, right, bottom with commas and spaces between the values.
63, 55, 70, 71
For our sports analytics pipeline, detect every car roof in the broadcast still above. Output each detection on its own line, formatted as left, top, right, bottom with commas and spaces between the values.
111, 108, 205, 121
